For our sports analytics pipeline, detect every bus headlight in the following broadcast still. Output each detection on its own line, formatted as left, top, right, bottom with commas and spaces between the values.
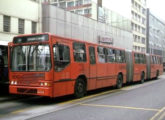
14, 81, 17, 85
40, 83, 44, 86
40, 82, 50, 86
44, 82, 48, 86
11, 81, 17, 85
11, 81, 14, 85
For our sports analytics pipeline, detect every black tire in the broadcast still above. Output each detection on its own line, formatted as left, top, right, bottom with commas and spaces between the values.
74, 78, 86, 98
140, 72, 145, 84
116, 74, 123, 89
155, 70, 159, 80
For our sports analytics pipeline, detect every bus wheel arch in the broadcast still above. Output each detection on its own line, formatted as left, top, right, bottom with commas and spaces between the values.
116, 73, 123, 89
74, 75, 87, 98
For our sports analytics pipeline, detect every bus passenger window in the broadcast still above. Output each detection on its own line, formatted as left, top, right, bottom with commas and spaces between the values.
97, 47, 106, 63
53, 44, 70, 71
116, 50, 122, 63
107, 48, 115, 63
121, 51, 126, 63
89, 46, 96, 64
134, 53, 140, 64
139, 54, 143, 64
73, 42, 86, 62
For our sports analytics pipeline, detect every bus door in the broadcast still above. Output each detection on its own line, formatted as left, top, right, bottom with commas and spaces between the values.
53, 42, 72, 97
88, 46, 97, 90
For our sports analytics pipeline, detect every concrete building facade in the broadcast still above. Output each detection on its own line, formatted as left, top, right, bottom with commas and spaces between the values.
42, 0, 98, 20
131, 0, 147, 53
146, 9, 165, 61
42, 4, 133, 50
0, 0, 42, 44
102, 0, 147, 53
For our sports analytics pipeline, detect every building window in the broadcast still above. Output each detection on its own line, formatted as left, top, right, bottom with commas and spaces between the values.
18, 19, 24, 34
84, 8, 91, 14
142, 28, 145, 34
3, 15, 10, 32
142, 8, 146, 15
142, 37, 145, 44
75, 10, 83, 14
59, 2, 66, 9
67, 1, 74, 7
84, 0, 91, 4
32, 22, 37, 33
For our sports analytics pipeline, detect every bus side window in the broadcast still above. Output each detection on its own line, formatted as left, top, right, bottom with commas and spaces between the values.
107, 48, 115, 63
97, 46, 106, 63
53, 44, 70, 71
134, 53, 139, 64
121, 51, 126, 63
89, 46, 96, 64
143, 54, 146, 64
139, 54, 143, 64
116, 50, 122, 63
73, 42, 86, 62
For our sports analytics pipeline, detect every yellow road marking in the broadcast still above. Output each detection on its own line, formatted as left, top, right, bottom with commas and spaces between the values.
80, 103, 160, 112
158, 111, 165, 120
150, 107, 165, 120
1, 89, 122, 117
59, 89, 121, 105
11, 107, 36, 114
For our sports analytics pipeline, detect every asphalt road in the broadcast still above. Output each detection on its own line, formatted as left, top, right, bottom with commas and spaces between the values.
1, 75, 165, 120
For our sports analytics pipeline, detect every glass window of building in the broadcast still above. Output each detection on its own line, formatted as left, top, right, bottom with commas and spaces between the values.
67, 1, 74, 7
84, 8, 91, 14
18, 19, 24, 34
32, 22, 37, 34
3, 15, 10, 32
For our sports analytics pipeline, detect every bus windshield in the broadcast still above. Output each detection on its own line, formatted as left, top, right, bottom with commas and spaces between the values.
11, 44, 51, 71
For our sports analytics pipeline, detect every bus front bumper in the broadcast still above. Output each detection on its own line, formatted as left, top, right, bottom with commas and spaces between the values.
9, 85, 53, 97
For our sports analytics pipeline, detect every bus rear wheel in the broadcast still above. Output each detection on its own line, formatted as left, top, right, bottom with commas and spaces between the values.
155, 70, 159, 79
74, 78, 86, 98
140, 72, 145, 84
116, 74, 123, 89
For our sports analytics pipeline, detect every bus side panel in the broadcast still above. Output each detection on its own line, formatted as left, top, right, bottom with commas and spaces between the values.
107, 63, 116, 86
53, 81, 75, 97
96, 63, 107, 88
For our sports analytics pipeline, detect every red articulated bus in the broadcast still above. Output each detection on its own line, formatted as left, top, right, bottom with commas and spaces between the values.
9, 33, 163, 98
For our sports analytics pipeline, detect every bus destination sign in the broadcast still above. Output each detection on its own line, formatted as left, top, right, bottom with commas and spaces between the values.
13, 34, 49, 44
